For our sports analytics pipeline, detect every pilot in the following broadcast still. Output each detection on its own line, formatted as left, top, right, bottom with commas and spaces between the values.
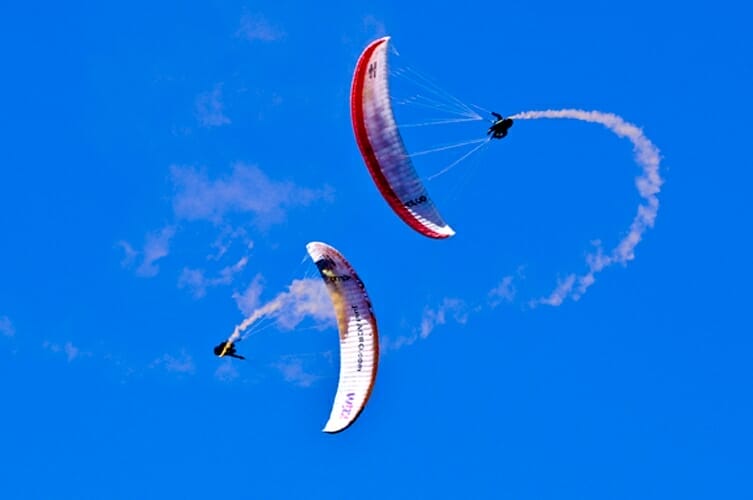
213, 341, 245, 360
487, 112, 513, 139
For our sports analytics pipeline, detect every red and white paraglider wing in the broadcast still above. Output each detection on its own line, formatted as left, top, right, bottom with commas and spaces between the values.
306, 242, 379, 434
351, 37, 455, 239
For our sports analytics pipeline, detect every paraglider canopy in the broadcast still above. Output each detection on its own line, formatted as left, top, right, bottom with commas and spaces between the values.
351, 36, 455, 239
306, 241, 379, 433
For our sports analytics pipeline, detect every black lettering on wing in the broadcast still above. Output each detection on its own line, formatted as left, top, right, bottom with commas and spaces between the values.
404, 195, 428, 208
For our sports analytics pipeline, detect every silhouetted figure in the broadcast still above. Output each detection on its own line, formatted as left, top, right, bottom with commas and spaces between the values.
213, 341, 245, 360
487, 112, 513, 139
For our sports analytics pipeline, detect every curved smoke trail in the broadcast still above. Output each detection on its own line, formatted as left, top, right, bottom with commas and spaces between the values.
509, 109, 663, 306
226, 277, 334, 344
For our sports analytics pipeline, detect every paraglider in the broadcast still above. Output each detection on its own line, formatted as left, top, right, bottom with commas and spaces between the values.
351, 36, 455, 239
487, 112, 513, 139
213, 340, 245, 360
351, 37, 514, 238
306, 241, 379, 434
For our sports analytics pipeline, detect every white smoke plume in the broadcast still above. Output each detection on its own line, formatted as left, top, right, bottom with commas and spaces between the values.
227, 277, 334, 344
511, 109, 663, 306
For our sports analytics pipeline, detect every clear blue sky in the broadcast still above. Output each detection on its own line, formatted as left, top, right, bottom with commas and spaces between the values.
1, 1, 752, 499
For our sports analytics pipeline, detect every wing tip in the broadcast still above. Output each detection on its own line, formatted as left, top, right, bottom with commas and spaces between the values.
305, 241, 323, 252
441, 225, 456, 238
418, 223, 456, 239
322, 423, 348, 434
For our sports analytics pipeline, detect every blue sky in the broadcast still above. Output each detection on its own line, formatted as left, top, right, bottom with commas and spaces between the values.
1, 1, 752, 498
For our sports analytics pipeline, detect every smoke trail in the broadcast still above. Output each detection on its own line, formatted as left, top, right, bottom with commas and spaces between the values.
226, 298, 283, 344
510, 109, 663, 306
227, 277, 334, 344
